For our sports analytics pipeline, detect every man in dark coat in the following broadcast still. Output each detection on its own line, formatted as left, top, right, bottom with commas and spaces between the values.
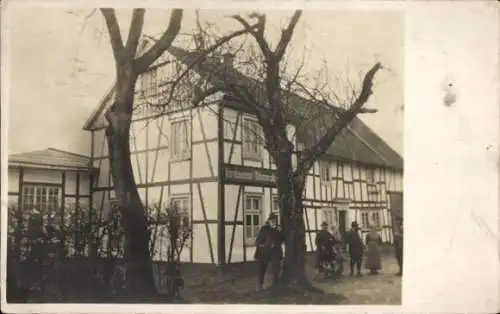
344, 221, 364, 276
394, 220, 404, 276
254, 213, 284, 290
315, 222, 334, 272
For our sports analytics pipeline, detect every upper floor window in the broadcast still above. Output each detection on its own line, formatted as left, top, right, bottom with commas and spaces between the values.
139, 67, 158, 99
224, 119, 235, 139
244, 194, 262, 245
171, 119, 191, 161
366, 168, 375, 184
319, 162, 331, 183
242, 118, 262, 160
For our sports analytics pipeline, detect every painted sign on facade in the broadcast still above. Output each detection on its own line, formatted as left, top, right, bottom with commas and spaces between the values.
223, 164, 277, 187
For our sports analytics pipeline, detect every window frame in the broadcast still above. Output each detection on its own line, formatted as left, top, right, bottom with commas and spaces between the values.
223, 119, 236, 140
170, 118, 191, 161
321, 208, 336, 230
243, 193, 263, 245
139, 67, 158, 99
22, 183, 61, 214
319, 161, 331, 184
22, 183, 62, 228
241, 117, 263, 161
366, 168, 375, 184
360, 211, 370, 229
169, 195, 191, 222
271, 195, 281, 226
371, 211, 381, 228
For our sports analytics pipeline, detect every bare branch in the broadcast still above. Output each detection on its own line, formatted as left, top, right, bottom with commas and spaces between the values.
296, 62, 383, 175
232, 14, 272, 57
100, 8, 125, 62
79, 9, 98, 35
125, 9, 146, 59
134, 9, 183, 74
192, 86, 225, 106
143, 24, 258, 109
359, 108, 378, 114
275, 10, 302, 60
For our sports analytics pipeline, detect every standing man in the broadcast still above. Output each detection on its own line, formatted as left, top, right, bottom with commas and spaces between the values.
344, 221, 364, 276
254, 213, 284, 290
394, 219, 404, 276
315, 222, 333, 274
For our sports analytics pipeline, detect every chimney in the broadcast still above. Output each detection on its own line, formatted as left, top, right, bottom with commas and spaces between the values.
222, 53, 235, 68
194, 34, 205, 50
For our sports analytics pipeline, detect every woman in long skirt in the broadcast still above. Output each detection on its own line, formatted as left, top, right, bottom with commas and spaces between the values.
365, 227, 382, 274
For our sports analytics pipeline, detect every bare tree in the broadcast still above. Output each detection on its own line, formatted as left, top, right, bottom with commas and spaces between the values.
99, 9, 259, 295
99, 8, 183, 295
183, 11, 382, 291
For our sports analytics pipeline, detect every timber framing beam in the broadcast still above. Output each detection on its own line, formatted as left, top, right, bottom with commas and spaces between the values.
217, 102, 226, 268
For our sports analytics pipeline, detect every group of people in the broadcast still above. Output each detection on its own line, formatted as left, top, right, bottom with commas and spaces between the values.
318, 220, 404, 277
252, 212, 404, 289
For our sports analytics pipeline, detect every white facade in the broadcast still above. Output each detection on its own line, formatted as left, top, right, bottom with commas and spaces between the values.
85, 96, 403, 265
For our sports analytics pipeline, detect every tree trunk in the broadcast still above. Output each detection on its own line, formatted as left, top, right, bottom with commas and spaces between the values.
105, 63, 156, 296
275, 151, 313, 290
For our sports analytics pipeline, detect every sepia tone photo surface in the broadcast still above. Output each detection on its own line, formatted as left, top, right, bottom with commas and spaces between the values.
4, 7, 404, 305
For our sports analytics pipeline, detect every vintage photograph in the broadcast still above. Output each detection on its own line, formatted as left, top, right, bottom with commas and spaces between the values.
4, 7, 404, 305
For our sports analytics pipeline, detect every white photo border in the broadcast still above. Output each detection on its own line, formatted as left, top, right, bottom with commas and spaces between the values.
1, 1, 498, 313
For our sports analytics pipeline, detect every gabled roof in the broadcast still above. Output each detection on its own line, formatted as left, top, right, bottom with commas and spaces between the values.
82, 82, 115, 131
167, 46, 403, 170
82, 42, 403, 170
9, 148, 96, 171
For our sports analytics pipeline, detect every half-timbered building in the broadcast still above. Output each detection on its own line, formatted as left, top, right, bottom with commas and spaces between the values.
82, 43, 403, 266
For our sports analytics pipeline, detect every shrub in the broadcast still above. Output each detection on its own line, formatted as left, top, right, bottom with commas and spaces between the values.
6, 201, 192, 301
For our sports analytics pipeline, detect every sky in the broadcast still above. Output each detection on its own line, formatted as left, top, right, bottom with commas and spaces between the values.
5, 8, 404, 157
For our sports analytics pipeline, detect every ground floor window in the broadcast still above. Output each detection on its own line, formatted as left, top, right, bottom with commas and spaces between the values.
371, 211, 381, 228
170, 196, 190, 225
360, 211, 370, 229
244, 194, 262, 245
22, 184, 60, 214
321, 208, 336, 230
271, 195, 281, 226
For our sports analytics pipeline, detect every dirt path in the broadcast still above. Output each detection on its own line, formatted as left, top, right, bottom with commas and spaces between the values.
312, 255, 402, 305
183, 252, 401, 304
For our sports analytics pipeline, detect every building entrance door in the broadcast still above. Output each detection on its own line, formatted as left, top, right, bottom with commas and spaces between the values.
338, 210, 347, 239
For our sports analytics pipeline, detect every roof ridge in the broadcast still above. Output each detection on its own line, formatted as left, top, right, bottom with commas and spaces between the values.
9, 148, 47, 158
47, 147, 90, 159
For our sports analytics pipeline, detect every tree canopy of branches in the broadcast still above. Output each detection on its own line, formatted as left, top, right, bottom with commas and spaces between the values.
183, 11, 383, 291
